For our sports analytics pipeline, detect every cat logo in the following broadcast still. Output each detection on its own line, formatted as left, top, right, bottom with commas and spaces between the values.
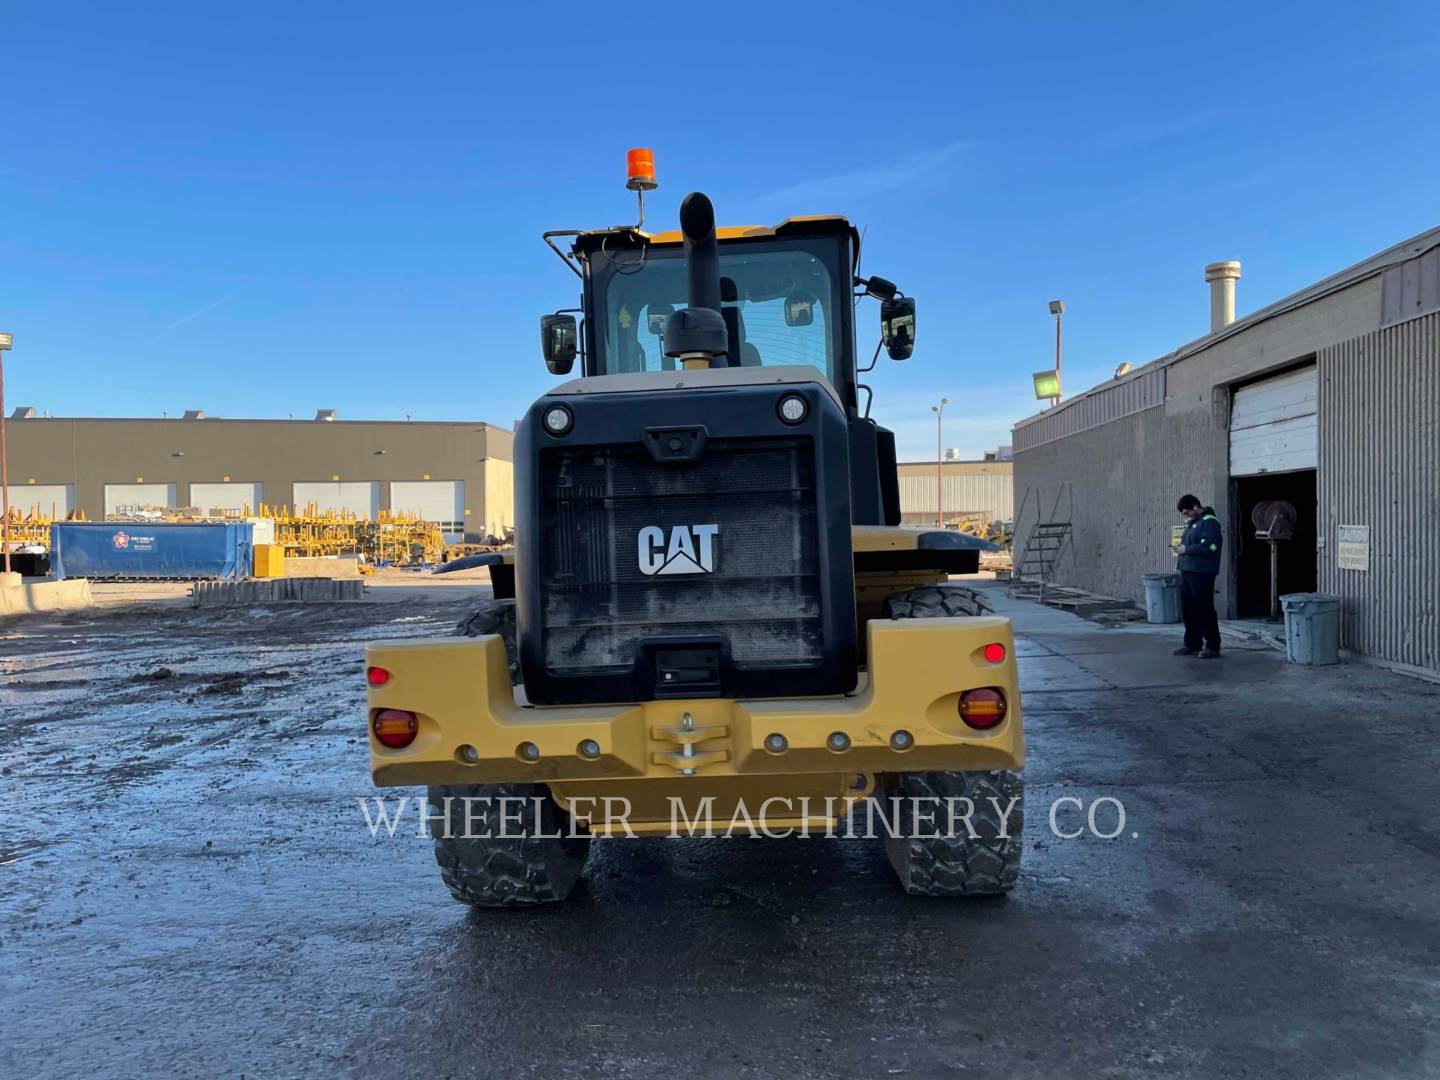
638, 524, 718, 576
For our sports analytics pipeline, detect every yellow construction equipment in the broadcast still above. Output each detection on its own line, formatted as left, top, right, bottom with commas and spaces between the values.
256, 504, 443, 567
2, 504, 87, 549
364, 152, 1023, 907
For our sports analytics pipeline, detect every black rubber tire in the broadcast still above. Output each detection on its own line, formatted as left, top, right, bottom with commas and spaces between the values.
456, 599, 519, 685
428, 783, 590, 908
883, 769, 1023, 896
444, 602, 586, 906
880, 584, 1021, 897
884, 583, 993, 618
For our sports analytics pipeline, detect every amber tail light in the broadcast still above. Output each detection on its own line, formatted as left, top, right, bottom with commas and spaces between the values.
958, 688, 1007, 730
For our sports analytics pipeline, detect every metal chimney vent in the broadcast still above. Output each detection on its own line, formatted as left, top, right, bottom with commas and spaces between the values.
1204, 261, 1242, 332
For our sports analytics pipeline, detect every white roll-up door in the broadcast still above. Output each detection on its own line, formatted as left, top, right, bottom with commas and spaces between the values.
104, 483, 177, 518
1230, 365, 1317, 476
292, 481, 380, 519
390, 480, 465, 541
5, 484, 75, 518
189, 482, 262, 516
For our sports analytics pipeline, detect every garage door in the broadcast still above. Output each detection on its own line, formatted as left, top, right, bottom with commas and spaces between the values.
105, 483, 177, 518
390, 480, 465, 542
292, 481, 380, 520
1230, 366, 1317, 476
5, 484, 75, 519
189, 482, 262, 516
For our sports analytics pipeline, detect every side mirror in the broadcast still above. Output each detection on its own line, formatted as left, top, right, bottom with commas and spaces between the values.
784, 294, 815, 327
646, 303, 674, 336
540, 314, 578, 375
880, 296, 916, 360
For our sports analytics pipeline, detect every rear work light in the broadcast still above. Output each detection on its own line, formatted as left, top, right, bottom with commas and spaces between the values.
958, 688, 1007, 730
366, 666, 391, 687
982, 642, 1006, 664
372, 709, 418, 749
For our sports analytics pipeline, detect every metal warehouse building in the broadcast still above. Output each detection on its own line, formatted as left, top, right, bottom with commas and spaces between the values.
1012, 227, 1439, 676
896, 456, 1013, 527
3, 412, 515, 543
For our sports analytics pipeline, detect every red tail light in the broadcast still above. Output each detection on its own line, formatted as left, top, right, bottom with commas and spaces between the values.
982, 642, 1006, 663
373, 709, 418, 748
366, 666, 391, 687
959, 688, 1007, 730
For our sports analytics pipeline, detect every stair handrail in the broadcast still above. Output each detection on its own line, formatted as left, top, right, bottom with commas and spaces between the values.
1012, 486, 1039, 584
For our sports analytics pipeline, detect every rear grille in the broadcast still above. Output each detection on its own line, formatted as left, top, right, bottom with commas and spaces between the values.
538, 437, 821, 674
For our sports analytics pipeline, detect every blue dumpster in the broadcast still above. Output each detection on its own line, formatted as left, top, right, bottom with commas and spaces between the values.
51, 522, 254, 581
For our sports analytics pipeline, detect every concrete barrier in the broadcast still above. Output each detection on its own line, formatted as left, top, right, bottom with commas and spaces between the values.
191, 578, 366, 606
0, 577, 95, 616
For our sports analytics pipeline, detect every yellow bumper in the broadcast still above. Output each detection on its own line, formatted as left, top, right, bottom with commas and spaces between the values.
365, 616, 1022, 789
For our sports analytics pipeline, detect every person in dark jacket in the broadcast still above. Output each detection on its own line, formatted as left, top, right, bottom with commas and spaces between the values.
1172, 494, 1222, 658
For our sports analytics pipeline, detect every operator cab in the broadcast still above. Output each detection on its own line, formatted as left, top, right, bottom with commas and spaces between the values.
538, 152, 916, 527
583, 221, 851, 389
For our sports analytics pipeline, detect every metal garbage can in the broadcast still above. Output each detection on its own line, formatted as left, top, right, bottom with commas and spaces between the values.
1280, 593, 1342, 665
1142, 573, 1182, 624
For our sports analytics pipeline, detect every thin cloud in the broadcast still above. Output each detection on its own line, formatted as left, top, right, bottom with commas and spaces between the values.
756, 141, 969, 209
147, 293, 236, 344
1089, 108, 1225, 151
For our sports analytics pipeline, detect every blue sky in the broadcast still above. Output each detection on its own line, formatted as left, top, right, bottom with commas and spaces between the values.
2, 1, 1438, 460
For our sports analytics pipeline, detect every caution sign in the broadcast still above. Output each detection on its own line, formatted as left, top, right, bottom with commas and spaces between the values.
1337, 524, 1369, 571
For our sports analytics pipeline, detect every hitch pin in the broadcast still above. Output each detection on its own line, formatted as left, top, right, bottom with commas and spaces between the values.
680, 712, 696, 776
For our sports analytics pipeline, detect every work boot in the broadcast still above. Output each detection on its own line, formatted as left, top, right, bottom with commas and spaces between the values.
1172, 646, 1198, 656
1198, 648, 1221, 659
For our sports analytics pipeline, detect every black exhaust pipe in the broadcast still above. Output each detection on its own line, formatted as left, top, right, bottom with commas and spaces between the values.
680, 191, 721, 314
663, 192, 729, 365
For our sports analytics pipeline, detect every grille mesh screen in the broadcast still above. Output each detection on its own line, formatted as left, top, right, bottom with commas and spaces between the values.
539, 437, 821, 673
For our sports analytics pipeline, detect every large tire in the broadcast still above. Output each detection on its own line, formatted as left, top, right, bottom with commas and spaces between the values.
885, 583, 993, 618
883, 769, 1023, 896
880, 584, 1021, 897
442, 601, 587, 906
428, 783, 590, 907
456, 599, 519, 685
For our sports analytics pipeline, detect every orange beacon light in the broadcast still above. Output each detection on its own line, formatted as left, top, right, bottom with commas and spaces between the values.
626, 148, 657, 191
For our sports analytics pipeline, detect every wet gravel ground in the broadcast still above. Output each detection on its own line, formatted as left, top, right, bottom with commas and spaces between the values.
2, 584, 1439, 1079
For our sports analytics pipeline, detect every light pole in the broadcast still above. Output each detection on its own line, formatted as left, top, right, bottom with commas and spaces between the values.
1048, 300, 1064, 407
931, 397, 948, 527
0, 332, 12, 575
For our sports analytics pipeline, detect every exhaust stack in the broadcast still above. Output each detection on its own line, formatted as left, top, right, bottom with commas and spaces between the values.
1205, 260, 1242, 333
663, 192, 729, 368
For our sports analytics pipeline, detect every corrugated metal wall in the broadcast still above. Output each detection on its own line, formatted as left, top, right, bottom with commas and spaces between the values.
1011, 403, 1221, 603
1380, 245, 1440, 328
1318, 311, 1439, 671
1013, 367, 1166, 452
898, 472, 1014, 520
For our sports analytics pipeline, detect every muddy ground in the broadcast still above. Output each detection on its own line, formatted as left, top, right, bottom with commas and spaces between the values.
2, 583, 1438, 1078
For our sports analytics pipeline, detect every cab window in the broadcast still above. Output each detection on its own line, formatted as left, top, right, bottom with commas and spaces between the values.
594, 241, 837, 380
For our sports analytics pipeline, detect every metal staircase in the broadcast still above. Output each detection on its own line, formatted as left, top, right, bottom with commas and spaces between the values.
1013, 484, 1073, 602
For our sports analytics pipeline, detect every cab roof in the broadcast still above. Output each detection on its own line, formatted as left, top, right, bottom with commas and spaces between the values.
646, 214, 858, 246
572, 214, 861, 269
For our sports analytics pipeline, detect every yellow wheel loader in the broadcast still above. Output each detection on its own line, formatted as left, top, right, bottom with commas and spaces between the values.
365, 151, 1023, 905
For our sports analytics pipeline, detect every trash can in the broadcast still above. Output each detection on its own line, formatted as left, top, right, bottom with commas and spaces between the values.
1142, 573, 1182, 624
1280, 593, 1342, 665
